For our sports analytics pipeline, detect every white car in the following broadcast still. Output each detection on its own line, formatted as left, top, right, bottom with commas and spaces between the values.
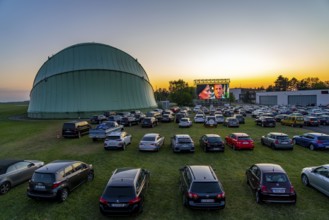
139, 133, 165, 151
179, 118, 192, 128
104, 131, 132, 150
194, 114, 205, 123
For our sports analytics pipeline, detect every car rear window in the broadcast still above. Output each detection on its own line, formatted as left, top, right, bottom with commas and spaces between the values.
276, 136, 289, 140
264, 173, 287, 183
265, 118, 275, 122
142, 136, 156, 141
32, 172, 55, 183
178, 138, 192, 143
63, 123, 75, 130
318, 136, 329, 141
238, 136, 251, 140
191, 182, 221, 193
208, 137, 222, 143
105, 186, 135, 198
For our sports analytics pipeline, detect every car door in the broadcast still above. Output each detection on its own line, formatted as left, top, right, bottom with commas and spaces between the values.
72, 162, 88, 185
14, 161, 36, 183
248, 165, 260, 190
63, 165, 79, 190
310, 167, 329, 195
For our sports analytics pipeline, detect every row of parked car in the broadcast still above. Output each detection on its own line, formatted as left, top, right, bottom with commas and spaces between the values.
1, 159, 328, 215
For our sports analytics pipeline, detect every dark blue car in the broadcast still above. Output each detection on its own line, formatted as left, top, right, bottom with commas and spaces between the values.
293, 133, 329, 150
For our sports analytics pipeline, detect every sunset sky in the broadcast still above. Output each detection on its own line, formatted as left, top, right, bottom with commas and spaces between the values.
1, 0, 329, 101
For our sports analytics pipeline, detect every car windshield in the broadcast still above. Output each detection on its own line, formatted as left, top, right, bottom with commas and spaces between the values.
107, 136, 120, 140
264, 173, 287, 183
105, 186, 135, 198
208, 137, 222, 143
238, 136, 251, 140
178, 138, 192, 143
265, 118, 275, 122
142, 136, 156, 141
318, 136, 329, 141
32, 172, 55, 183
180, 119, 188, 122
63, 123, 75, 129
191, 182, 221, 193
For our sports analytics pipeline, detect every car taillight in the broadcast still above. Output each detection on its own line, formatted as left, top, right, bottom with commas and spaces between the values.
99, 197, 107, 204
52, 181, 62, 189
188, 192, 199, 199
216, 192, 225, 199
275, 140, 279, 144
290, 185, 295, 193
260, 185, 268, 192
317, 140, 323, 144
129, 197, 141, 204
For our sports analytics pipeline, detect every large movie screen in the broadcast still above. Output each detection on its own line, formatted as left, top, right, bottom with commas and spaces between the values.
196, 84, 229, 100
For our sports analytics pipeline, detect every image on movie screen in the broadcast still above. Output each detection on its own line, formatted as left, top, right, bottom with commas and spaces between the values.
196, 84, 229, 100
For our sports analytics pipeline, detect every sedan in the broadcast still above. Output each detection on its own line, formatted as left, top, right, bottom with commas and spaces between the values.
194, 114, 205, 123
223, 117, 239, 128
104, 131, 132, 150
171, 134, 195, 153
179, 118, 192, 128
139, 133, 165, 152
225, 133, 254, 150
301, 164, 329, 197
199, 134, 225, 152
261, 132, 293, 150
293, 132, 329, 150
0, 160, 44, 194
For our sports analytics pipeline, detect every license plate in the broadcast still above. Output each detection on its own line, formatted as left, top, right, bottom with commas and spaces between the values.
111, 203, 125, 207
272, 188, 285, 193
281, 142, 288, 144
213, 148, 219, 150
201, 199, 214, 203
35, 185, 45, 190
243, 142, 248, 144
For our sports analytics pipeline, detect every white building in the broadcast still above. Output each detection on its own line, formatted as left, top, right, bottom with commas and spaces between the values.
256, 90, 329, 106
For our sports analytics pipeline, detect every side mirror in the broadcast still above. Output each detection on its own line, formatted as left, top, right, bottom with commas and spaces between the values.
28, 163, 35, 168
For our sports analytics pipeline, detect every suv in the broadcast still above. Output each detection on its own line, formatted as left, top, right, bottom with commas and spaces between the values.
27, 160, 94, 202
99, 167, 150, 215
141, 117, 158, 128
179, 165, 225, 209
62, 121, 91, 138
171, 134, 195, 153
104, 131, 132, 150
120, 116, 139, 127
204, 116, 218, 128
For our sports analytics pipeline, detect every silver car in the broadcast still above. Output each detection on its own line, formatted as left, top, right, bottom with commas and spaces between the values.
171, 134, 195, 153
301, 164, 329, 196
139, 133, 165, 152
261, 132, 293, 150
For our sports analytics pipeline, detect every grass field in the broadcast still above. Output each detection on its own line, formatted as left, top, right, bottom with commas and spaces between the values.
0, 104, 328, 220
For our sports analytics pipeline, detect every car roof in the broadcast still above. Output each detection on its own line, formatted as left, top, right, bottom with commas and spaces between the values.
231, 133, 249, 137
0, 159, 23, 168
268, 132, 288, 136
255, 163, 285, 173
143, 133, 159, 137
188, 165, 217, 181
36, 160, 78, 173
176, 134, 191, 138
204, 134, 220, 138
108, 168, 140, 186
304, 132, 329, 136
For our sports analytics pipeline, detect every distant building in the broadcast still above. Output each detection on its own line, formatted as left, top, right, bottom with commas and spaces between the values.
256, 90, 329, 106
230, 88, 263, 104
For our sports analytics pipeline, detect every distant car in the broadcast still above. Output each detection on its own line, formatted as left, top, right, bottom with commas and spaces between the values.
234, 114, 245, 124
171, 134, 195, 153
0, 160, 44, 194
141, 117, 158, 128
318, 115, 329, 125
161, 114, 174, 122
223, 117, 239, 128
281, 115, 304, 128
293, 132, 329, 150
104, 131, 132, 150
214, 114, 225, 124
90, 115, 107, 124
175, 113, 185, 123
194, 114, 205, 123
303, 116, 319, 126
99, 167, 150, 215
27, 160, 94, 202
261, 132, 293, 150
62, 120, 91, 138
199, 134, 225, 152
119, 116, 139, 127
301, 164, 329, 197
179, 118, 192, 128
275, 114, 288, 122
204, 116, 218, 127
246, 163, 297, 204
179, 165, 225, 209
255, 116, 276, 127
225, 133, 254, 150
139, 133, 165, 152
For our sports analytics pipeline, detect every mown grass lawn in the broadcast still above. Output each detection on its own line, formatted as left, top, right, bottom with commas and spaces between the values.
0, 104, 328, 220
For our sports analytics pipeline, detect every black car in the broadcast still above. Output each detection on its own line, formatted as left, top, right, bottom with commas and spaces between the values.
141, 117, 158, 128
246, 163, 296, 204
234, 114, 245, 124
0, 160, 44, 194
62, 120, 91, 138
120, 116, 139, 127
199, 134, 225, 152
255, 116, 276, 127
27, 160, 94, 202
99, 167, 150, 215
179, 165, 225, 210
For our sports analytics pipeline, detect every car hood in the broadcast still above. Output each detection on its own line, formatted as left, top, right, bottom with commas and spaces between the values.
302, 166, 316, 174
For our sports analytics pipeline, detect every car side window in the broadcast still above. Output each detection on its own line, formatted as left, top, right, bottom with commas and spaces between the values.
6, 164, 17, 173
64, 165, 74, 177
14, 161, 30, 170
315, 167, 329, 178
73, 162, 83, 172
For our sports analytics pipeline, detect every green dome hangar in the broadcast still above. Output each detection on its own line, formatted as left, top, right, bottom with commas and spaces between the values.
28, 43, 157, 119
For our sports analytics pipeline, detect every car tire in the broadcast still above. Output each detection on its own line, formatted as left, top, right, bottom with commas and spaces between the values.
87, 171, 94, 182
256, 191, 262, 204
58, 188, 69, 202
309, 144, 315, 151
0, 182, 11, 195
301, 174, 309, 186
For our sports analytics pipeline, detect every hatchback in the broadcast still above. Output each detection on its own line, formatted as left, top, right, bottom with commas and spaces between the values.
199, 134, 225, 152
139, 133, 165, 152
246, 163, 296, 204
179, 118, 192, 128
225, 133, 254, 150
301, 164, 329, 197
293, 132, 329, 150
104, 131, 132, 150
261, 132, 293, 150
99, 167, 150, 215
171, 134, 195, 153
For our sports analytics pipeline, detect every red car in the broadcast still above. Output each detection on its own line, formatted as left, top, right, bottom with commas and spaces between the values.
225, 133, 254, 150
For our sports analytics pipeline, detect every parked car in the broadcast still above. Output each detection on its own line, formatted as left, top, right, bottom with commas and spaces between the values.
293, 132, 329, 150
27, 160, 94, 202
215, 114, 225, 124
179, 165, 225, 209
99, 167, 150, 215
134, 113, 146, 123
104, 131, 132, 150
275, 114, 288, 122
318, 115, 329, 125
108, 115, 122, 124
301, 164, 329, 197
281, 115, 304, 127
175, 113, 185, 123
120, 116, 139, 127
139, 133, 165, 152
179, 118, 193, 128
171, 134, 195, 153
261, 132, 293, 150
141, 117, 158, 128
304, 116, 319, 126
90, 115, 107, 124
234, 114, 245, 124
194, 113, 205, 123
161, 114, 174, 122
199, 134, 225, 152
204, 116, 218, 128
225, 133, 254, 150
62, 120, 91, 138
89, 121, 124, 141
246, 163, 297, 204
255, 116, 276, 127
223, 117, 239, 128
0, 160, 44, 194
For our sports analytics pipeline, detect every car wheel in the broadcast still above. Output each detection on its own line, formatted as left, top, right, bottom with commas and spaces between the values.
301, 174, 309, 186
256, 191, 262, 204
0, 182, 11, 195
87, 171, 94, 181
309, 144, 315, 151
58, 188, 69, 202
